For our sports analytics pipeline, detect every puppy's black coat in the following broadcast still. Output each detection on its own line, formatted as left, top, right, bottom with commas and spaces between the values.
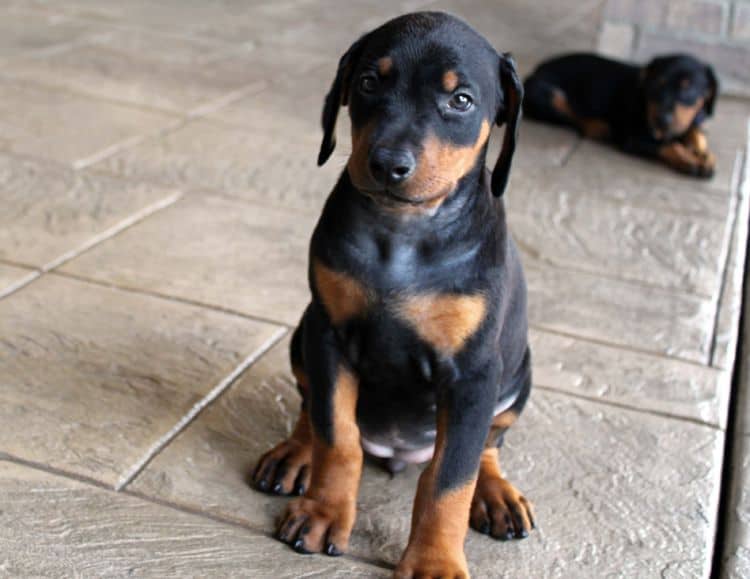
524, 53, 718, 177
252, 12, 533, 577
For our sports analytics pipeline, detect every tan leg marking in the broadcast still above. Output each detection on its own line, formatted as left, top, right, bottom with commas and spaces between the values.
395, 410, 473, 579
659, 141, 715, 177
277, 367, 363, 554
470, 447, 535, 540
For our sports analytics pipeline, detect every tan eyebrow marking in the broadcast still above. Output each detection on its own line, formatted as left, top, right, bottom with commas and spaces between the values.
442, 70, 459, 92
377, 57, 393, 76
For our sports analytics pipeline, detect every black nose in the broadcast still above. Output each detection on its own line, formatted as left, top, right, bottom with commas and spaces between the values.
658, 111, 673, 127
369, 148, 416, 186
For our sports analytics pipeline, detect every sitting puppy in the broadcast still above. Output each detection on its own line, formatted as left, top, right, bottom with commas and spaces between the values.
524, 53, 718, 177
252, 12, 533, 578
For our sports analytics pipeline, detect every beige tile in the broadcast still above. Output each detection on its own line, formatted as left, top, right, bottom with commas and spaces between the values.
0, 274, 284, 486
565, 137, 737, 196
0, 153, 179, 268
2, 29, 334, 114
61, 194, 315, 326
0, 78, 178, 166
526, 264, 714, 363
0, 461, 386, 578
510, 158, 732, 220
98, 117, 347, 213
492, 120, 579, 169
531, 329, 729, 427
506, 166, 730, 297
131, 350, 723, 578
0, 7, 95, 61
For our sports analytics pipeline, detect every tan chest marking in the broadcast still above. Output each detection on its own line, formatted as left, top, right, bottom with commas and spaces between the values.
313, 259, 369, 325
396, 293, 487, 354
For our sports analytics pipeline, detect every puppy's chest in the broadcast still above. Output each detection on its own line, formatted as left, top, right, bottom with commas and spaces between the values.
313, 257, 487, 358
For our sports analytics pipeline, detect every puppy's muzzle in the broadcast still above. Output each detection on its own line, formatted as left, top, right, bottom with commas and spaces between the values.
369, 147, 416, 186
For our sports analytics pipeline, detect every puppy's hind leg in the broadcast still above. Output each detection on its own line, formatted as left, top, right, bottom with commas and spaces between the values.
523, 75, 575, 127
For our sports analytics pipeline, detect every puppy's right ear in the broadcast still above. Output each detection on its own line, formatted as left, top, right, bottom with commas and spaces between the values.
318, 35, 368, 166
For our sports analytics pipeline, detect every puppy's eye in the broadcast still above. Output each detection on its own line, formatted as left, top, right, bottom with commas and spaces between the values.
448, 93, 473, 111
359, 74, 378, 94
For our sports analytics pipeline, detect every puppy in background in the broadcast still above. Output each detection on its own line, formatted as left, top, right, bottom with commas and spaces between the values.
524, 53, 718, 177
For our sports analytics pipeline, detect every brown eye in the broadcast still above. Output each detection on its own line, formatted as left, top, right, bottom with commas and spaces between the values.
448, 93, 473, 111
359, 74, 378, 94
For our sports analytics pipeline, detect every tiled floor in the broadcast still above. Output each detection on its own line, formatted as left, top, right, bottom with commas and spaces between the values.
0, 1, 749, 578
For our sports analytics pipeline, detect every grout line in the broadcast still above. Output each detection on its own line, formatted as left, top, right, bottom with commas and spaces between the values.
0, 270, 42, 300
115, 326, 288, 491
186, 79, 268, 118
42, 192, 183, 271
0, 193, 183, 301
50, 269, 296, 328
559, 136, 582, 166
530, 323, 715, 368
72, 119, 186, 170
534, 384, 722, 431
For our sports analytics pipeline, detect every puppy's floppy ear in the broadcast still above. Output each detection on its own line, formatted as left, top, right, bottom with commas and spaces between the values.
704, 64, 718, 117
491, 53, 523, 197
318, 35, 367, 166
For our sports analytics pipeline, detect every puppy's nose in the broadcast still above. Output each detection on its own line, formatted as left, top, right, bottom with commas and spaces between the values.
369, 148, 416, 186
658, 111, 673, 127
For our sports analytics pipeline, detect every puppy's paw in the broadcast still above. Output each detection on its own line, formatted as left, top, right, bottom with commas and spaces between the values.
276, 496, 355, 555
695, 150, 716, 178
252, 438, 312, 496
394, 550, 469, 579
470, 475, 535, 540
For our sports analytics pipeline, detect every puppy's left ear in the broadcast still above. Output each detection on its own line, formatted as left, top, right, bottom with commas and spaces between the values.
491, 53, 524, 197
704, 65, 719, 117
318, 35, 367, 166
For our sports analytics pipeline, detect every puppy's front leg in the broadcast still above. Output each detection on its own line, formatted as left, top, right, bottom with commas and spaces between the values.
395, 378, 497, 579
276, 305, 363, 556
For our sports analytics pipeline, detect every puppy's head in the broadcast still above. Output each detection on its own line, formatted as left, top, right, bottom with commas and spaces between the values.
317, 12, 523, 211
641, 54, 718, 141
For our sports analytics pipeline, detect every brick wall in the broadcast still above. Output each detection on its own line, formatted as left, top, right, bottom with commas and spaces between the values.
598, 0, 750, 95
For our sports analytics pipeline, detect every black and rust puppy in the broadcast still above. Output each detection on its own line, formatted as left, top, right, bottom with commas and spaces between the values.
524, 53, 718, 177
252, 12, 533, 578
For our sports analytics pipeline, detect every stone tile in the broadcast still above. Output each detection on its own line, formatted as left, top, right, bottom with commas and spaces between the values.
494, 120, 580, 169
0, 262, 37, 297
129, 336, 300, 532
525, 264, 714, 363
530, 329, 729, 427
428, 0, 606, 74
0, 275, 284, 486
733, 1, 750, 42
721, 434, 750, 578
604, 0, 668, 26
61, 194, 315, 326
0, 7, 95, 61
2, 30, 332, 114
664, 0, 728, 36
506, 167, 729, 297
0, 461, 385, 578
0, 153, 179, 268
211, 65, 346, 139
0, 78, 178, 166
565, 138, 736, 196
597, 21, 636, 59
130, 356, 723, 578
97, 117, 347, 213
